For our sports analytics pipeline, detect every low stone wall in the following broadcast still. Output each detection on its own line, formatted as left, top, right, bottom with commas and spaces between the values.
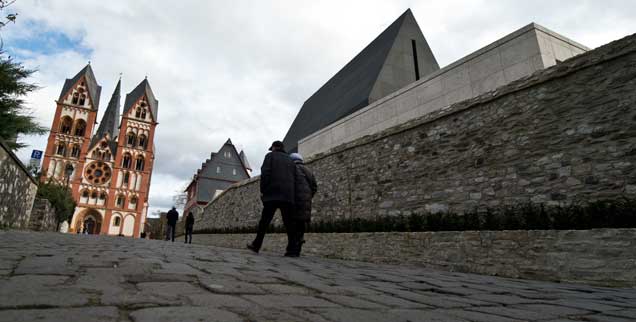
28, 198, 57, 232
0, 140, 38, 229
193, 228, 636, 287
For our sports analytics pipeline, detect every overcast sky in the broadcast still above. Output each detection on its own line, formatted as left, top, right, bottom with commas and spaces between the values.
4, 0, 635, 216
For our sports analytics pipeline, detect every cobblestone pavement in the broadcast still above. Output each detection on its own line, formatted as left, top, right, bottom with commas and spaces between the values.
0, 231, 635, 322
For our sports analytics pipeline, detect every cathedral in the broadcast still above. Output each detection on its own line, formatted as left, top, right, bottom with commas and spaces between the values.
40, 64, 159, 237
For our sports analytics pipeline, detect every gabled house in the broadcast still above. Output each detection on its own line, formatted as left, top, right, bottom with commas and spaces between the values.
184, 139, 251, 215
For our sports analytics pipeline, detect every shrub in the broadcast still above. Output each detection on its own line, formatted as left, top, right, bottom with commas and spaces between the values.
193, 198, 636, 234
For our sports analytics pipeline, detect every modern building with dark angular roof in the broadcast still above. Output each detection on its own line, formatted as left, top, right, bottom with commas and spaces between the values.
283, 9, 439, 152
184, 139, 251, 215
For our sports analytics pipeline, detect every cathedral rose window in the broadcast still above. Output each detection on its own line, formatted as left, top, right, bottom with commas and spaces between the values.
84, 161, 112, 185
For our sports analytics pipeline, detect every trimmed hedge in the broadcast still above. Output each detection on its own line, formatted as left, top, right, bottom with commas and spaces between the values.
194, 198, 636, 234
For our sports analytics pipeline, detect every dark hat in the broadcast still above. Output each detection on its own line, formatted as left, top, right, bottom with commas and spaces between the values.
269, 140, 284, 151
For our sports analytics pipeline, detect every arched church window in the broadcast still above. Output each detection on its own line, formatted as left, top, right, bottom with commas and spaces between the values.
60, 117, 72, 134
114, 216, 121, 227
91, 191, 98, 199
141, 109, 147, 119
72, 92, 79, 105
122, 153, 132, 169
138, 134, 147, 149
135, 156, 145, 171
78, 94, 86, 106
70, 144, 80, 158
122, 171, 130, 187
129, 196, 138, 210
135, 107, 141, 118
127, 132, 136, 147
74, 119, 86, 136
116, 195, 125, 208
80, 190, 89, 204
56, 142, 66, 156
99, 192, 107, 200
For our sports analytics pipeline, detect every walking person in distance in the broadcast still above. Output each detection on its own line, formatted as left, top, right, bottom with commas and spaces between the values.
246, 140, 297, 256
184, 211, 195, 244
166, 206, 179, 242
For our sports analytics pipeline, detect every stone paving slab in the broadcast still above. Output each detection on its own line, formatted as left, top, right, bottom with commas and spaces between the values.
0, 230, 635, 321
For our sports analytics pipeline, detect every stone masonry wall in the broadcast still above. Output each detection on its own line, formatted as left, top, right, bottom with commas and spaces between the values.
198, 33, 636, 231
193, 228, 636, 287
28, 198, 57, 232
0, 140, 37, 229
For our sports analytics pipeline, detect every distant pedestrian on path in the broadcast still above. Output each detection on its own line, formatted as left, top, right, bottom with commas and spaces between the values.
184, 212, 195, 244
166, 206, 179, 242
289, 153, 317, 257
247, 140, 297, 256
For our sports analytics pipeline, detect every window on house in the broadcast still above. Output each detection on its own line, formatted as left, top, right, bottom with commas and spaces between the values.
113, 216, 121, 227
71, 93, 79, 105
60, 117, 72, 134
135, 156, 144, 171
127, 132, 136, 146
70, 144, 80, 158
216, 166, 221, 173
411, 39, 421, 81
224, 151, 230, 158
78, 94, 86, 106
233, 168, 237, 175
122, 154, 132, 168
74, 120, 86, 136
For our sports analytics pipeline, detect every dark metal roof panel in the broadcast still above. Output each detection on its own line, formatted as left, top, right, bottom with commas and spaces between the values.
282, 9, 412, 152
90, 79, 121, 150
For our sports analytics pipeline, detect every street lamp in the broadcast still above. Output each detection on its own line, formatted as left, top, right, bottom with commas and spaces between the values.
64, 163, 74, 188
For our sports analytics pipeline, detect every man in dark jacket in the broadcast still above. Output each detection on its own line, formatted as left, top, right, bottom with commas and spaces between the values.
289, 153, 317, 257
166, 206, 179, 242
247, 140, 296, 255
184, 212, 195, 244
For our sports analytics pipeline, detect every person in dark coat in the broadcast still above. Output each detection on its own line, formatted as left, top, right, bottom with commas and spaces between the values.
184, 212, 195, 244
166, 206, 179, 242
247, 140, 297, 256
289, 153, 317, 256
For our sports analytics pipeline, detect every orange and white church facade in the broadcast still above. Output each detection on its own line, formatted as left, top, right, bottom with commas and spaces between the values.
40, 64, 159, 237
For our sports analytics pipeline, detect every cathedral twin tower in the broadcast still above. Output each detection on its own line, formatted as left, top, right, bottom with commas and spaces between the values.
41, 64, 158, 237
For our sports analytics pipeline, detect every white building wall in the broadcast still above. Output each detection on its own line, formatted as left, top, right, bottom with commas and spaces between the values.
299, 23, 589, 158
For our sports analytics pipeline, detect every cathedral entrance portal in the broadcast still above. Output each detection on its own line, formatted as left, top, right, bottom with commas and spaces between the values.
76, 209, 102, 234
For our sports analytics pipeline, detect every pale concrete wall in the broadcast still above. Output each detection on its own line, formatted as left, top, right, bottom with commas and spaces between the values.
299, 23, 589, 158
193, 229, 636, 287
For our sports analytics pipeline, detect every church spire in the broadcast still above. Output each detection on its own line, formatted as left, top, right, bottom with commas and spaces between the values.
90, 79, 121, 148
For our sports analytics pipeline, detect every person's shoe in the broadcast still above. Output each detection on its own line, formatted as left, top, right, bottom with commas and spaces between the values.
246, 243, 259, 254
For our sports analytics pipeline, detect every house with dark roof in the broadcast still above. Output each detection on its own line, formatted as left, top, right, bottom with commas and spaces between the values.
283, 9, 439, 152
184, 139, 251, 215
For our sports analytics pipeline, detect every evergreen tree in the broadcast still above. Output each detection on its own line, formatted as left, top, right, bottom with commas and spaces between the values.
0, 54, 46, 150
